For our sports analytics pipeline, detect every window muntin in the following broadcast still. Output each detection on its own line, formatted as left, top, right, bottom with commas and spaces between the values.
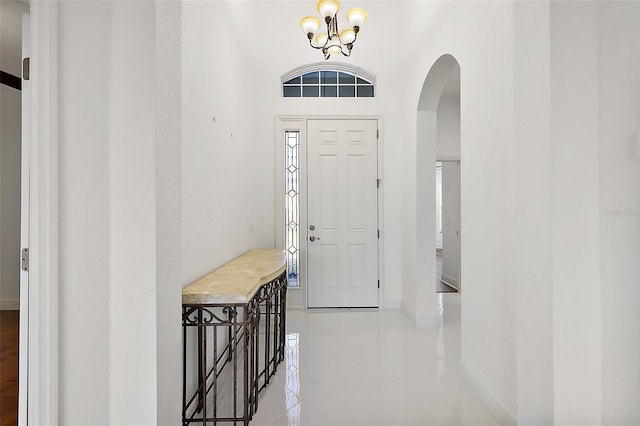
283, 69, 374, 98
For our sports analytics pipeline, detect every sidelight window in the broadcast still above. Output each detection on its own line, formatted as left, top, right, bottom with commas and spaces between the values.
285, 131, 300, 287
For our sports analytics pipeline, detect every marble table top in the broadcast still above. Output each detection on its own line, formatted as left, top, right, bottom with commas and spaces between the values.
182, 248, 287, 305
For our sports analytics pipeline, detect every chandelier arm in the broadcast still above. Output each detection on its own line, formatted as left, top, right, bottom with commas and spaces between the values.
308, 38, 326, 50
324, 20, 332, 48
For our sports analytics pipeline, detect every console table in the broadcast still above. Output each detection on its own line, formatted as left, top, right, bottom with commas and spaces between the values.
182, 249, 287, 425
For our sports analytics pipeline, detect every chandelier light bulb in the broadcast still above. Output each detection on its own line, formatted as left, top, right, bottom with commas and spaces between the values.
315, 32, 329, 47
340, 28, 356, 44
346, 7, 368, 31
300, 16, 321, 39
316, 0, 340, 21
327, 37, 342, 55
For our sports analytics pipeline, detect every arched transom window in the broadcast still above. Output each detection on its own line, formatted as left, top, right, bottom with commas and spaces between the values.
281, 63, 376, 98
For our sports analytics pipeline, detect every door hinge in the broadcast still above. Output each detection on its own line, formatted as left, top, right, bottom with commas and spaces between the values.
377, 229, 380, 238
23, 57, 30, 81
21, 248, 29, 272
376, 129, 379, 139
376, 178, 381, 188
378, 280, 380, 288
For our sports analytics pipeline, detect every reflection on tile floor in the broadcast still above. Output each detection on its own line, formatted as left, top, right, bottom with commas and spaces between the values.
251, 294, 499, 425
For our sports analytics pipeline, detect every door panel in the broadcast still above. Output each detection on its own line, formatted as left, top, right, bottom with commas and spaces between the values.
347, 155, 366, 231
319, 155, 338, 231
320, 245, 339, 290
348, 244, 366, 290
307, 119, 378, 308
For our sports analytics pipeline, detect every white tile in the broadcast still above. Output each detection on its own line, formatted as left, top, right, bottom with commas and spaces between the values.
251, 294, 499, 426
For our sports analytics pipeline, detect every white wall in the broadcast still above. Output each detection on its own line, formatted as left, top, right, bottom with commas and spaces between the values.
511, 2, 639, 424
58, 1, 158, 424
512, 1, 553, 422
181, 1, 260, 287
108, 2, 158, 424
550, 3, 603, 423
156, 1, 182, 424
597, 1, 640, 422
436, 96, 461, 161
58, 3, 111, 420
0, 1, 27, 310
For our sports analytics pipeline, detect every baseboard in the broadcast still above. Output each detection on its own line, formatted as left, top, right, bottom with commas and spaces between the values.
0, 299, 20, 310
401, 301, 442, 328
459, 363, 517, 426
383, 299, 401, 310
441, 273, 459, 289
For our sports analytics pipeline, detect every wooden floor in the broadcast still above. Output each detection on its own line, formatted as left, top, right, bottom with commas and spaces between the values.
0, 311, 18, 426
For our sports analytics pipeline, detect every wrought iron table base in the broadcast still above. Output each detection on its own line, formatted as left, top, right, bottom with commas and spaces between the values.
182, 271, 287, 425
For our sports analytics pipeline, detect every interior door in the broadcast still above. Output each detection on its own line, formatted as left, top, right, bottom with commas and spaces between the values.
306, 119, 379, 308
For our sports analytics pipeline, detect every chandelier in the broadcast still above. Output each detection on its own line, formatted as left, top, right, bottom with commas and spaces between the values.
299, 0, 368, 60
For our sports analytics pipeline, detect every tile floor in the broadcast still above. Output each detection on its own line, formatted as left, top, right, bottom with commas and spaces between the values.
251, 294, 499, 425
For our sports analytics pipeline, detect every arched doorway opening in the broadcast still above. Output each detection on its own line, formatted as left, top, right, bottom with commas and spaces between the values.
414, 54, 461, 324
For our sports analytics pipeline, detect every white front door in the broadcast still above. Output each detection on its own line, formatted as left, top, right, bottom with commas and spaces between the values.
306, 119, 379, 308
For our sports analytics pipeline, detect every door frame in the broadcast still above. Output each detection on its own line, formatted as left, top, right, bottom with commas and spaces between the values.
19, 2, 59, 424
19, 10, 30, 424
275, 116, 384, 310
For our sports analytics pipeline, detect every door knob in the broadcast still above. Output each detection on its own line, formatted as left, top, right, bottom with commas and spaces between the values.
309, 236, 320, 241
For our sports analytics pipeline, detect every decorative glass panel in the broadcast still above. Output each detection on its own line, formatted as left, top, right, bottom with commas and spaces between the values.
285, 131, 300, 287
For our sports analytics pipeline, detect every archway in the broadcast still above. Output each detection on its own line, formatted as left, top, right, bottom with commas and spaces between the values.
412, 54, 461, 326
